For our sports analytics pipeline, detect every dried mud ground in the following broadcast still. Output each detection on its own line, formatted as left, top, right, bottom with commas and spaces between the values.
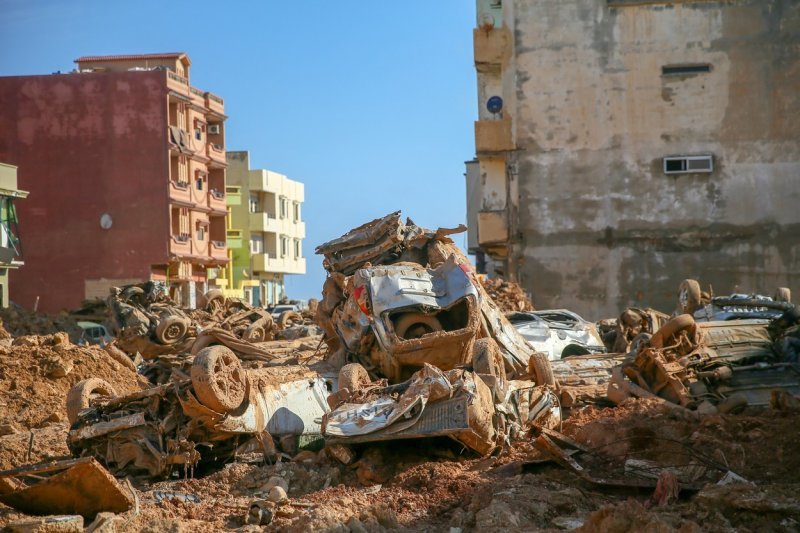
2, 393, 800, 532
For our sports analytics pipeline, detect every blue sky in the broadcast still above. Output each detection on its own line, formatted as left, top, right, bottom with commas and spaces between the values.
0, 0, 477, 301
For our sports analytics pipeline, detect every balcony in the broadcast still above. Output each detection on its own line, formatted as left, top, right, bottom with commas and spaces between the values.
475, 117, 514, 153
474, 26, 511, 72
169, 234, 192, 257
166, 71, 189, 96
207, 143, 226, 167
226, 229, 243, 249
477, 210, 508, 246
226, 186, 241, 206
250, 212, 281, 234
209, 240, 227, 261
252, 253, 306, 275
189, 85, 206, 107
208, 188, 226, 213
205, 92, 224, 115
169, 180, 192, 204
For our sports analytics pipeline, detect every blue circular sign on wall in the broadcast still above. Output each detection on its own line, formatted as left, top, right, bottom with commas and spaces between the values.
486, 96, 504, 114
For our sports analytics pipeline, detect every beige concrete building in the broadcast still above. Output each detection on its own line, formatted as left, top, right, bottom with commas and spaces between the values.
467, 0, 800, 318
0, 163, 28, 307
223, 151, 305, 306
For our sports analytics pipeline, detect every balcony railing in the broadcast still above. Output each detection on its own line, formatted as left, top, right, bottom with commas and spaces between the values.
206, 92, 224, 114
210, 189, 225, 200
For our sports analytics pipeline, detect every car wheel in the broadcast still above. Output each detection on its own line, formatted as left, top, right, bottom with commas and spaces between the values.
393, 313, 443, 340
277, 310, 302, 329
529, 352, 556, 387
204, 290, 225, 313
155, 316, 189, 344
67, 378, 117, 425
775, 287, 791, 303
678, 279, 701, 314
650, 314, 696, 349
244, 323, 266, 342
191, 346, 247, 413
337, 363, 371, 393
472, 338, 507, 381
121, 286, 144, 305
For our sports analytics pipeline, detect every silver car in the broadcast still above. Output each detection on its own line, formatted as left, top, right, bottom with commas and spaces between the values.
508, 310, 605, 360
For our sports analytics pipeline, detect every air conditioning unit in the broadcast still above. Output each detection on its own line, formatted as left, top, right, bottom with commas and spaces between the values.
208, 124, 221, 135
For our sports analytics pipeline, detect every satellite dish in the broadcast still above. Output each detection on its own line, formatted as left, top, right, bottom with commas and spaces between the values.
486, 96, 503, 115
100, 213, 113, 230
242, 268, 250, 279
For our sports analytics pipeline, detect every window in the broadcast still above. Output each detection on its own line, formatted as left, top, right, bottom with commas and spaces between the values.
293, 202, 300, 222
663, 155, 713, 175
195, 176, 204, 191
196, 225, 205, 241
279, 197, 289, 219
662, 64, 711, 76
249, 193, 260, 213
294, 239, 301, 258
250, 234, 264, 254
280, 236, 288, 257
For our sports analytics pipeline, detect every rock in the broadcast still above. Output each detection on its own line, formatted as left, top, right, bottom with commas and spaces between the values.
346, 517, 368, 533
355, 447, 392, 486
260, 475, 289, 494
51, 332, 71, 347
86, 512, 118, 533
47, 412, 63, 423
47, 360, 73, 379
245, 499, 274, 526
475, 500, 520, 529
293, 450, 318, 463
327, 444, 356, 465
0, 422, 21, 436
268, 486, 288, 504
373, 503, 399, 529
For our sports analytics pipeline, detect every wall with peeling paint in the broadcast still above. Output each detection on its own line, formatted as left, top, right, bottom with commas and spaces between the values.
504, 0, 799, 319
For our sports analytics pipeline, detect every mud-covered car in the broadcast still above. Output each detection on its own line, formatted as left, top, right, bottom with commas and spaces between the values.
508, 309, 605, 360
609, 313, 800, 412
107, 282, 193, 347
66, 345, 334, 478
677, 278, 793, 322
317, 212, 555, 388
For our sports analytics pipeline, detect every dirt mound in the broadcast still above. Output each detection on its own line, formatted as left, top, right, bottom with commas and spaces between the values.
0, 305, 83, 342
0, 333, 145, 430
480, 277, 534, 312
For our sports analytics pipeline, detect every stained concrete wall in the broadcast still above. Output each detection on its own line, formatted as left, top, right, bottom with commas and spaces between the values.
507, 0, 800, 319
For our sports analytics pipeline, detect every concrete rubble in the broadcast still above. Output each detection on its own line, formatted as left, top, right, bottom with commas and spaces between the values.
0, 219, 798, 531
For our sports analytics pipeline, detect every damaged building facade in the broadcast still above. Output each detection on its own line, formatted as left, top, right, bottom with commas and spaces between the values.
0, 53, 229, 312
466, 0, 800, 318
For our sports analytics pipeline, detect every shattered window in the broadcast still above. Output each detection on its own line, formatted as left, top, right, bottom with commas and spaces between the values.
0, 197, 21, 258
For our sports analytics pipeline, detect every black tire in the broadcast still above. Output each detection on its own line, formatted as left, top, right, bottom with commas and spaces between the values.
393, 313, 443, 340
337, 363, 371, 393
191, 346, 246, 413
678, 279, 702, 314
67, 378, 117, 424
155, 316, 189, 344
472, 338, 507, 381
529, 352, 556, 387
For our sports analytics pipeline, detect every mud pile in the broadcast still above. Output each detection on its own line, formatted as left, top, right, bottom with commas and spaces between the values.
0, 333, 143, 431
480, 277, 534, 313
0, 306, 83, 342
